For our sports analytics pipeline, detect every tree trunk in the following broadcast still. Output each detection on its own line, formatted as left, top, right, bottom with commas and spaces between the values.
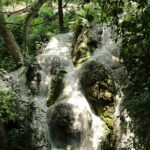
146, 128, 150, 150
23, 0, 47, 54
58, 0, 64, 33
5, 0, 9, 6
84, 0, 90, 3
0, 125, 7, 150
0, 10, 23, 68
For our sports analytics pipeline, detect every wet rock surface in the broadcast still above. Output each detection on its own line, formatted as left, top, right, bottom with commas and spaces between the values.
47, 101, 92, 149
80, 60, 115, 104
72, 24, 103, 66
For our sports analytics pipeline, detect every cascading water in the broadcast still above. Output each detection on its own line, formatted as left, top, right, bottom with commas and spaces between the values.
40, 33, 105, 150
0, 26, 138, 150
44, 26, 128, 150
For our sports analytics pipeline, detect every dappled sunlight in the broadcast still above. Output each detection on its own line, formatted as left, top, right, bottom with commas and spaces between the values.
114, 90, 137, 149
112, 56, 120, 62
42, 33, 73, 61
45, 37, 59, 50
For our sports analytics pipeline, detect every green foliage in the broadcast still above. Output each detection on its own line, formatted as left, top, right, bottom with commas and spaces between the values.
0, 37, 16, 72
98, 0, 150, 146
97, 0, 124, 23
0, 90, 28, 149
120, 2, 150, 89
70, 4, 104, 65
0, 2, 60, 71
63, 10, 76, 32
0, 88, 40, 149
0, 91, 19, 124
0, 15, 24, 72
101, 111, 116, 150
1, 1, 77, 72
125, 88, 150, 145
69, 3, 101, 31
38, 2, 54, 18
28, 3, 59, 55
29, 17, 59, 55
7, 15, 25, 46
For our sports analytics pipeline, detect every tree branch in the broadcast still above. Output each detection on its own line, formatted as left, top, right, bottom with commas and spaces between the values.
2, 6, 31, 16
0, 10, 23, 67
23, 0, 48, 54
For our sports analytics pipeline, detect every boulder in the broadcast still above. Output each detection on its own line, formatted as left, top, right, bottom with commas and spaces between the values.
79, 60, 117, 149
47, 101, 92, 149
79, 60, 116, 106
72, 25, 103, 66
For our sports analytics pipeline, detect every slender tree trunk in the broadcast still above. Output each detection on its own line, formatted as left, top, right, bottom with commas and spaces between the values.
84, 0, 90, 3
25, 0, 28, 12
6, 0, 9, 5
146, 128, 150, 150
0, 125, 7, 150
23, 0, 47, 54
82, 0, 90, 7
0, 10, 23, 68
58, 0, 64, 33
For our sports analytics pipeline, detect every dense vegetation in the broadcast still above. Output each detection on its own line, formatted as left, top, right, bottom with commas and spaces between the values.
0, 0, 150, 149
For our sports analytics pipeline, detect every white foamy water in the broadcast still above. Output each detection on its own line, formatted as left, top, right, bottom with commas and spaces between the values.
43, 33, 105, 150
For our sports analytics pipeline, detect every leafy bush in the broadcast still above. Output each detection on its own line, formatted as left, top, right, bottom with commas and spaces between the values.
38, 2, 54, 18
0, 90, 26, 149
28, 17, 59, 55
125, 88, 150, 145
0, 2, 60, 71
120, 2, 150, 88
6, 15, 25, 46
69, 3, 101, 31
0, 91, 19, 124
0, 37, 16, 72
63, 10, 76, 32
0, 89, 36, 150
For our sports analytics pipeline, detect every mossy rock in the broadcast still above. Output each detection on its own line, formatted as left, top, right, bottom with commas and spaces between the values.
72, 28, 91, 66
100, 103, 116, 145
80, 60, 116, 108
72, 25, 103, 66
46, 72, 65, 107
79, 60, 117, 148
46, 56, 67, 107
25, 58, 41, 95
47, 101, 92, 148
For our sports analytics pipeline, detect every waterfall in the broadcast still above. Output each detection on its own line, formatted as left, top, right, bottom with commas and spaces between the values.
0, 27, 138, 150
44, 26, 125, 150
44, 33, 105, 150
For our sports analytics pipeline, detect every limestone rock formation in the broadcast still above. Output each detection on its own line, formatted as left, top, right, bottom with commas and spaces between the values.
47, 101, 92, 149
72, 25, 102, 66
